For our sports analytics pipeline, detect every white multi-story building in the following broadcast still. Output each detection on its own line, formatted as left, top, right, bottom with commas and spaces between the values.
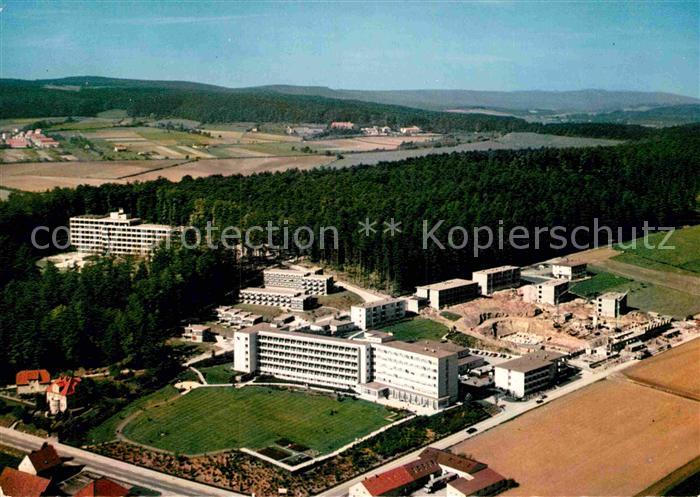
263, 268, 334, 295
494, 351, 565, 399
364, 340, 462, 411
351, 298, 407, 330
472, 266, 521, 295
534, 279, 569, 305
69, 209, 174, 255
233, 324, 467, 412
233, 324, 371, 390
416, 278, 480, 309
239, 287, 312, 311
551, 261, 587, 281
596, 292, 628, 318
216, 306, 263, 328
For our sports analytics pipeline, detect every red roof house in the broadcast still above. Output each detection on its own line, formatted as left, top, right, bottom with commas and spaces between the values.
15, 370, 51, 394
74, 477, 130, 497
0, 467, 51, 497
357, 457, 440, 496
46, 376, 81, 415
447, 468, 508, 497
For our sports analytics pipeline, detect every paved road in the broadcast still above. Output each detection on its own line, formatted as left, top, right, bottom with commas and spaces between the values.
0, 428, 241, 497
317, 358, 640, 497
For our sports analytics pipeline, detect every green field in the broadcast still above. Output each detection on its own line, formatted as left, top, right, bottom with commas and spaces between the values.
379, 318, 448, 342
613, 225, 700, 275
122, 386, 395, 455
316, 289, 364, 310
86, 385, 179, 445
200, 364, 235, 384
570, 271, 632, 298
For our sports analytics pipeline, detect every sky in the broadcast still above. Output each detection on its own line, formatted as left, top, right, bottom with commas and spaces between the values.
1, 1, 698, 97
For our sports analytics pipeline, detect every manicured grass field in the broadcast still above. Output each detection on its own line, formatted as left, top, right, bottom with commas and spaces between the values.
613, 225, 700, 275
122, 386, 395, 455
200, 364, 235, 384
87, 385, 179, 445
570, 271, 632, 298
380, 318, 448, 342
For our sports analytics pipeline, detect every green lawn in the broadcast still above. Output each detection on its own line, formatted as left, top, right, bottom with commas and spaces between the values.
613, 225, 700, 275
200, 364, 235, 384
86, 385, 179, 445
379, 318, 448, 342
316, 290, 364, 310
122, 386, 395, 455
618, 281, 700, 319
570, 271, 632, 298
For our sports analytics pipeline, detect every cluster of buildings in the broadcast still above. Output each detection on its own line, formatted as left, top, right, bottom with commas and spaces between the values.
0, 443, 130, 497
237, 268, 334, 311
69, 209, 175, 256
2, 129, 59, 149
350, 447, 510, 497
215, 307, 264, 330
327, 121, 423, 136
15, 370, 81, 415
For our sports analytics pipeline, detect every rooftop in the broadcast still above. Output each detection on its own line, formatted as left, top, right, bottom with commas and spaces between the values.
27, 443, 62, 473
419, 447, 488, 474
75, 477, 130, 497
238, 323, 366, 346
539, 278, 570, 287
264, 268, 308, 276
240, 286, 303, 296
380, 339, 465, 359
599, 291, 628, 301
552, 260, 587, 268
417, 278, 476, 291
496, 350, 565, 373
0, 467, 50, 497
353, 297, 405, 309
16, 369, 51, 386
448, 468, 507, 496
361, 457, 439, 496
472, 265, 519, 275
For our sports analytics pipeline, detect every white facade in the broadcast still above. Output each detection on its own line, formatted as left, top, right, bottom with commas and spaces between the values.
596, 292, 627, 318
534, 279, 569, 305
551, 262, 587, 281
69, 209, 174, 255
263, 268, 333, 295
351, 298, 407, 330
472, 266, 521, 295
494, 351, 564, 399
239, 287, 311, 310
416, 278, 480, 309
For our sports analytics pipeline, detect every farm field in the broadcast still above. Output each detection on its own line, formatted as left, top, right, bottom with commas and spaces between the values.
122, 386, 395, 455
379, 317, 449, 342
612, 225, 700, 275
569, 271, 632, 297
450, 340, 700, 496
623, 338, 700, 400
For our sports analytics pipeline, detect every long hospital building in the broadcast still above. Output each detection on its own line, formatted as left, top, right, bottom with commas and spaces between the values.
233, 323, 465, 412
69, 209, 175, 255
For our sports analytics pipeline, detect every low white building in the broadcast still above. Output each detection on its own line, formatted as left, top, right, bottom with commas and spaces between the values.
239, 287, 312, 310
523, 279, 569, 305
416, 278, 480, 309
596, 292, 628, 318
351, 298, 407, 330
551, 261, 587, 281
46, 376, 81, 415
182, 324, 214, 343
263, 268, 334, 295
494, 351, 565, 399
472, 266, 521, 295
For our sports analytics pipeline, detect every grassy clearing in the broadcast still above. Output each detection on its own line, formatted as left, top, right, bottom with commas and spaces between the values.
621, 281, 700, 318
200, 364, 235, 384
86, 385, 179, 445
613, 225, 700, 275
137, 129, 212, 146
233, 303, 282, 319
570, 271, 632, 298
316, 290, 364, 310
122, 386, 394, 455
379, 318, 448, 342
440, 311, 461, 321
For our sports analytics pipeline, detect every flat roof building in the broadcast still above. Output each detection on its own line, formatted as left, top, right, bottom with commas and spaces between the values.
351, 298, 407, 330
263, 268, 333, 295
69, 209, 175, 255
533, 279, 569, 305
233, 324, 371, 390
239, 287, 312, 311
472, 266, 521, 296
551, 261, 587, 281
416, 278, 480, 309
494, 350, 565, 399
596, 292, 628, 318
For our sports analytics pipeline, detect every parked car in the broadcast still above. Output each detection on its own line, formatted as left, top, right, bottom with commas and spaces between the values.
466, 427, 478, 434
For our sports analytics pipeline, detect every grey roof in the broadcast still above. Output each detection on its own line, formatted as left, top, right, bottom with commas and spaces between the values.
417, 278, 477, 292
496, 350, 565, 373
379, 340, 464, 359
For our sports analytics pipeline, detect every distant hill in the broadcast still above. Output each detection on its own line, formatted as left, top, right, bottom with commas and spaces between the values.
567, 104, 700, 127
255, 85, 699, 114
4, 75, 229, 92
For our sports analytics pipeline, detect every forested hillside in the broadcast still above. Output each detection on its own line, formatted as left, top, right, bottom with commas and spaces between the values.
0, 125, 698, 379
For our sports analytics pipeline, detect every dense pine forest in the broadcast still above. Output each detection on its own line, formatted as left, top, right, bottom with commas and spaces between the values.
0, 124, 698, 379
